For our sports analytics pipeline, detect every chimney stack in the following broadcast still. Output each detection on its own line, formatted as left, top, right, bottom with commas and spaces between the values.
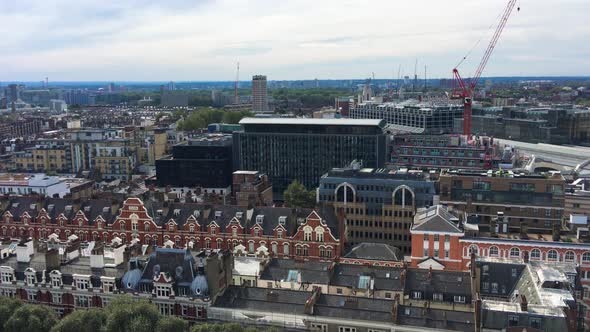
16, 238, 34, 263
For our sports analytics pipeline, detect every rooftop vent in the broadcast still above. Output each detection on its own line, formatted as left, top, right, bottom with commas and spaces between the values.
235, 212, 243, 219
156, 209, 163, 216
11, 202, 19, 208
48, 204, 54, 211
65, 205, 72, 212
174, 209, 181, 216
84, 206, 91, 212
29, 204, 36, 210
256, 215, 264, 224
102, 207, 110, 213
215, 211, 222, 218
193, 210, 200, 218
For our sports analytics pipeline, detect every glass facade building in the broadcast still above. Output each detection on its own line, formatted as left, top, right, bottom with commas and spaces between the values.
233, 118, 387, 196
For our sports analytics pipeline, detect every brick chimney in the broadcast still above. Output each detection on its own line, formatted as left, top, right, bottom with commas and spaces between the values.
391, 295, 400, 324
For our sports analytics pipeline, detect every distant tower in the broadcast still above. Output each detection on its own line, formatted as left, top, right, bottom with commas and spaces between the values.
168, 81, 176, 91
252, 75, 269, 113
234, 62, 240, 104
362, 80, 373, 102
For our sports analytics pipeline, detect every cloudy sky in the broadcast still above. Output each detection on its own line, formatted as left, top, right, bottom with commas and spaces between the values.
2, 0, 589, 81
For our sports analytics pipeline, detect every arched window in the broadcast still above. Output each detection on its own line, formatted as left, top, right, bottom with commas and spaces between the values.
283, 243, 289, 255
564, 251, 575, 262
335, 184, 355, 203
489, 246, 499, 257
547, 250, 558, 261
530, 249, 541, 260
120, 221, 125, 231
216, 238, 223, 249
393, 185, 415, 207
582, 252, 590, 263
78, 218, 83, 227
144, 222, 150, 232
468, 245, 479, 256
189, 224, 195, 232
509, 247, 520, 258
315, 227, 325, 242
303, 226, 312, 241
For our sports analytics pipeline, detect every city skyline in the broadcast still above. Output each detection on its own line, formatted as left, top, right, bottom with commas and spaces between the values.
2, 0, 589, 81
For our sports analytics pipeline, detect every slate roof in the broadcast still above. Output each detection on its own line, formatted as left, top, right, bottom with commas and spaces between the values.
330, 264, 404, 291
259, 258, 332, 284
3, 197, 40, 221
79, 200, 116, 224
214, 286, 309, 315
343, 242, 401, 261
478, 260, 526, 298
314, 294, 394, 322
398, 306, 475, 332
405, 269, 471, 298
43, 197, 76, 222
412, 205, 463, 233
139, 248, 196, 285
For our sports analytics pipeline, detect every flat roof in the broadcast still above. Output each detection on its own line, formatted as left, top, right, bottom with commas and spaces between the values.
239, 117, 384, 127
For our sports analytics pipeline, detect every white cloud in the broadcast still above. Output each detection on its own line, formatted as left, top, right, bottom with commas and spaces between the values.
0, 0, 588, 80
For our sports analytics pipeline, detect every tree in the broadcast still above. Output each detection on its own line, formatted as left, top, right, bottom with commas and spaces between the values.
156, 316, 188, 332
0, 298, 23, 332
50, 309, 107, 332
283, 180, 316, 208
3, 304, 57, 332
104, 297, 160, 332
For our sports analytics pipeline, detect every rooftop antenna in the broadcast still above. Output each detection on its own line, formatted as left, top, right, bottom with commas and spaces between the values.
424, 65, 427, 92
234, 62, 240, 104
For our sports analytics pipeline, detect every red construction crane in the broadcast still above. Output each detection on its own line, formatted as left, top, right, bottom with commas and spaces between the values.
452, 0, 519, 135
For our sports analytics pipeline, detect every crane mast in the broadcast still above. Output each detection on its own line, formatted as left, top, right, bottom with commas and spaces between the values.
452, 0, 517, 135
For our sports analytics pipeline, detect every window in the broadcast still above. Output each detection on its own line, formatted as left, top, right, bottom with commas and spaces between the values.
283, 243, 289, 255
336, 288, 343, 294
547, 250, 558, 261
52, 293, 62, 304
491, 283, 498, 294
75, 278, 89, 290
564, 251, 575, 262
385, 292, 392, 299
411, 291, 422, 299
511, 268, 517, 277
271, 243, 278, 254
144, 223, 150, 232
510, 183, 535, 192
120, 221, 125, 231
530, 317, 542, 329
454, 295, 466, 303
509, 248, 520, 258
181, 304, 189, 316
338, 327, 356, 332
530, 249, 541, 260
583, 252, 590, 263
254, 228, 260, 237
482, 282, 489, 291
277, 229, 283, 238
74, 295, 90, 308
310, 323, 327, 332
315, 227, 324, 242
232, 227, 237, 237
433, 293, 443, 301
51, 274, 62, 287
468, 245, 479, 255
157, 303, 174, 316
248, 242, 254, 253
489, 246, 499, 257
508, 315, 519, 326
1, 270, 13, 283
156, 285, 171, 297
132, 221, 138, 231
27, 290, 37, 302
303, 226, 312, 241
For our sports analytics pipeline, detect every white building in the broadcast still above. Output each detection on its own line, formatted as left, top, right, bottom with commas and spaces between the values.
0, 173, 69, 197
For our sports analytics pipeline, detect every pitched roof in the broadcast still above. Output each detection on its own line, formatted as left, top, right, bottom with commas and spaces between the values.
343, 242, 401, 261
412, 205, 463, 233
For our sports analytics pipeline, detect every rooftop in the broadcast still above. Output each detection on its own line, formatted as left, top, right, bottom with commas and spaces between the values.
239, 117, 384, 127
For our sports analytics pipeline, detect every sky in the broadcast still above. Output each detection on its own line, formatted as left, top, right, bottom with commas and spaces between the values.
1, 0, 589, 81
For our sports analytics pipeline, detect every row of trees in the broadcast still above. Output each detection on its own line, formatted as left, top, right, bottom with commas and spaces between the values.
176, 108, 252, 131
0, 297, 276, 332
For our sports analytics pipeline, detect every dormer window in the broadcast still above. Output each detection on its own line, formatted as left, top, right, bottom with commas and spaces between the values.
59, 219, 64, 227
174, 209, 181, 217
189, 224, 195, 232
232, 227, 238, 237
279, 216, 287, 225
4, 215, 9, 223
254, 228, 260, 237
256, 215, 264, 224
211, 226, 216, 235
169, 223, 175, 232
215, 211, 222, 218
78, 218, 84, 227
236, 212, 243, 219
75, 276, 90, 290
25, 269, 36, 285
51, 272, 62, 287
23, 217, 28, 225
97, 221, 102, 229
1, 267, 14, 283
277, 229, 283, 239
156, 284, 172, 297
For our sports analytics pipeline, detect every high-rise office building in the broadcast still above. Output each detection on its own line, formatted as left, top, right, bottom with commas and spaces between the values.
233, 118, 387, 197
251, 75, 269, 113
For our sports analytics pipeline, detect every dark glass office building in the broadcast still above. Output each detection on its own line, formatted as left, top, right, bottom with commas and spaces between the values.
156, 134, 233, 189
233, 118, 387, 196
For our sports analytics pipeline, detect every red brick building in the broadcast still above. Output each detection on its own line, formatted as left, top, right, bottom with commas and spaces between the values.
0, 196, 343, 261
